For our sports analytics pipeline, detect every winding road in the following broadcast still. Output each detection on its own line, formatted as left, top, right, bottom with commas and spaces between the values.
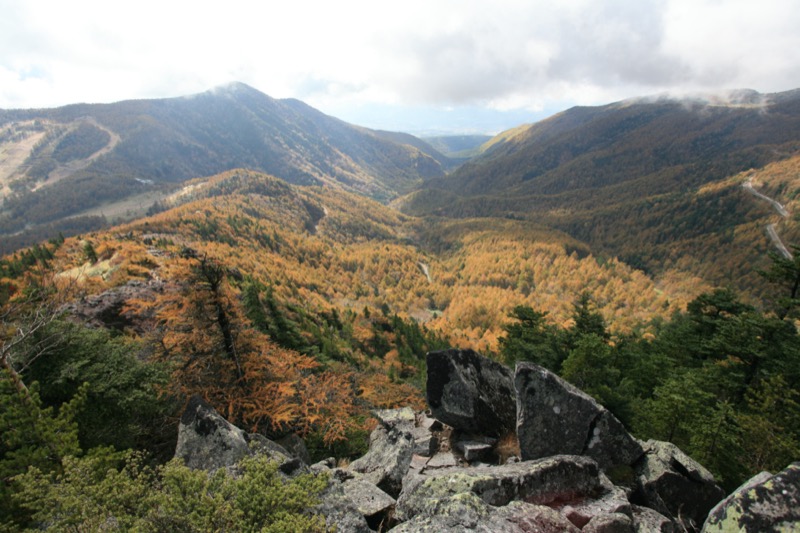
743, 177, 793, 259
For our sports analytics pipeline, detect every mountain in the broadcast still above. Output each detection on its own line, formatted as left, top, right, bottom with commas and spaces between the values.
402, 89, 800, 294
0, 82, 448, 249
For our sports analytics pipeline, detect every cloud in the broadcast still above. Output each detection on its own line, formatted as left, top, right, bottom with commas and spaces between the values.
0, 0, 798, 116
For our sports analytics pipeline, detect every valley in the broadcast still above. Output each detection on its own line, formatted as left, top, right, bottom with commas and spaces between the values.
2, 85, 800, 531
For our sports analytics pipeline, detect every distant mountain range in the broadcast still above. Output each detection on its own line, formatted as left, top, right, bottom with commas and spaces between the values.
3, 83, 800, 298
0, 82, 449, 248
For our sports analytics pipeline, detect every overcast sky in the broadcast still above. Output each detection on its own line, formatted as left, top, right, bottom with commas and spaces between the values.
2, 0, 799, 134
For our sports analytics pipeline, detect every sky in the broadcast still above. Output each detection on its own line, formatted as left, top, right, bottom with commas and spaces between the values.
1, 0, 799, 135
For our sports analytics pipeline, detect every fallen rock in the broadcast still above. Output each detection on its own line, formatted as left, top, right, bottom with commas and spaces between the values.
175, 395, 292, 471
630, 505, 677, 533
341, 477, 396, 530
315, 470, 372, 533
392, 498, 581, 533
395, 455, 601, 523
702, 462, 800, 532
562, 474, 631, 528
633, 440, 725, 532
515, 362, 643, 470
583, 512, 635, 533
348, 408, 415, 497
426, 349, 516, 437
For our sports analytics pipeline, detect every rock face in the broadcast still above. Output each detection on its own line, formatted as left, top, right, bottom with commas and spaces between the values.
426, 349, 516, 437
702, 462, 800, 532
633, 440, 726, 532
515, 362, 643, 470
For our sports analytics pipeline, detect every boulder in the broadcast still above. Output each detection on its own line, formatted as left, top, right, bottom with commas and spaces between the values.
633, 440, 725, 532
341, 477, 396, 530
426, 349, 516, 437
583, 513, 635, 533
348, 408, 416, 497
395, 455, 602, 522
562, 474, 631, 528
175, 395, 293, 471
515, 362, 643, 470
314, 469, 372, 533
702, 462, 800, 532
631, 505, 677, 533
392, 499, 581, 532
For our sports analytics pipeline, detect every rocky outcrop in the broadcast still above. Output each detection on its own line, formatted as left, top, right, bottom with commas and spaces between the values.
426, 349, 516, 437
175, 395, 295, 472
702, 462, 800, 532
633, 440, 726, 532
173, 349, 745, 532
515, 362, 644, 470
62, 278, 165, 333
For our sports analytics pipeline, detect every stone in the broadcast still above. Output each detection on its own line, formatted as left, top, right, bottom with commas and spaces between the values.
562, 474, 631, 528
424, 452, 458, 469
631, 505, 677, 533
395, 455, 601, 523
392, 495, 581, 532
426, 349, 516, 437
175, 395, 289, 471
348, 408, 415, 497
702, 462, 800, 532
455, 440, 495, 462
276, 432, 311, 465
341, 477, 396, 528
515, 362, 643, 471
411, 426, 437, 456
583, 513, 636, 533
633, 440, 726, 532
315, 474, 372, 533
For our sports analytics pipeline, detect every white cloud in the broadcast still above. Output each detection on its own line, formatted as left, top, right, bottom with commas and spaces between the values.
1, 0, 798, 122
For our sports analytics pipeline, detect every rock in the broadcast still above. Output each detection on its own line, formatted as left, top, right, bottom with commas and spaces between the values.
562, 474, 631, 528
633, 440, 726, 532
583, 513, 636, 533
348, 408, 416, 497
395, 455, 601, 523
515, 362, 643, 471
276, 433, 312, 465
426, 349, 516, 437
424, 452, 459, 469
393, 499, 581, 532
315, 472, 372, 533
702, 462, 800, 532
409, 426, 436, 456
63, 278, 165, 334
374, 406, 416, 429
341, 477, 396, 529
455, 439, 495, 462
175, 395, 287, 471
631, 505, 677, 533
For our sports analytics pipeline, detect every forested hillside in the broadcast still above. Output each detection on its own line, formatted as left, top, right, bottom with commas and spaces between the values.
403, 90, 800, 297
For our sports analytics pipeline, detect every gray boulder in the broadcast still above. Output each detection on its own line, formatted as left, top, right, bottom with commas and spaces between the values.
583, 513, 636, 533
426, 349, 516, 437
348, 408, 416, 497
175, 395, 293, 471
315, 470, 372, 533
702, 462, 800, 532
392, 498, 581, 532
633, 440, 725, 532
631, 505, 677, 533
395, 455, 602, 522
515, 362, 643, 470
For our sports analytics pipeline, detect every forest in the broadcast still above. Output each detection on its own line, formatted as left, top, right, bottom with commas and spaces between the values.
1, 168, 799, 530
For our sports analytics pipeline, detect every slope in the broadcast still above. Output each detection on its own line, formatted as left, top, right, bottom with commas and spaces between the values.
403, 89, 800, 296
